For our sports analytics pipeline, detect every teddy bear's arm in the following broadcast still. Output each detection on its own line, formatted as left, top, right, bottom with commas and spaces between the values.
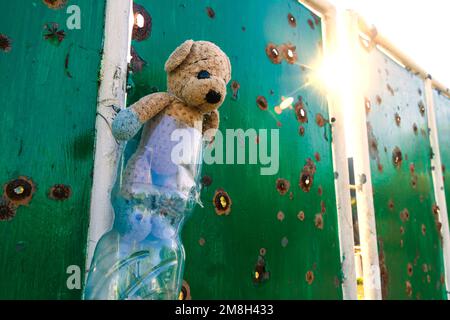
112, 93, 174, 141
202, 110, 220, 142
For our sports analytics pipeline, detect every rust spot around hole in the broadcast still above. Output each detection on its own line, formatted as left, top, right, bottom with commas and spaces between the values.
4, 177, 35, 206
201, 175, 213, 187
133, 3, 152, 41
230, 80, 240, 100
276, 178, 290, 196
394, 113, 401, 126
314, 152, 321, 162
287, 13, 297, 27
0, 198, 16, 221
198, 237, 205, 246
277, 211, 285, 221
400, 208, 410, 222
179, 280, 191, 300
392, 146, 403, 168
388, 199, 394, 211
213, 189, 232, 216
306, 270, 314, 285
421, 224, 426, 236
299, 159, 316, 192
48, 184, 71, 201
295, 97, 308, 123
297, 211, 305, 221
265, 43, 282, 64
315, 213, 324, 230
299, 126, 305, 136
418, 100, 426, 116
315, 113, 326, 127
256, 95, 268, 110
253, 255, 270, 284
0, 34, 12, 52
365, 97, 371, 114
206, 6, 215, 19
407, 263, 413, 277
42, 0, 67, 9
307, 19, 315, 30
405, 281, 413, 297
280, 43, 298, 64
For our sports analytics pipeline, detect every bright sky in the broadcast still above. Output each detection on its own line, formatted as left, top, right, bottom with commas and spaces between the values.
328, 0, 450, 88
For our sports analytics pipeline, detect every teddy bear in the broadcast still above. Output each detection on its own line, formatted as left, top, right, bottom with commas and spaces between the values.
84, 40, 231, 300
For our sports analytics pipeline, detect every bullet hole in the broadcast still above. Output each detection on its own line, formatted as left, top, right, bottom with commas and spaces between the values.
413, 123, 418, 135
387, 84, 395, 96
179, 280, 191, 300
0, 198, 16, 221
422, 264, 428, 273
130, 46, 147, 73
394, 113, 401, 126
0, 34, 12, 52
198, 238, 206, 246
367, 123, 381, 170
295, 97, 308, 123
259, 248, 267, 256
299, 126, 305, 136
377, 163, 384, 173
400, 226, 405, 235
315, 113, 326, 127
297, 211, 305, 221
405, 281, 413, 297
253, 255, 270, 284
418, 88, 422, 96
256, 95, 268, 110
306, 270, 315, 285
206, 6, 215, 19
280, 43, 298, 64
432, 204, 443, 243
365, 97, 371, 114
48, 184, 71, 201
241, 26, 246, 32
4, 177, 35, 206
133, 3, 152, 41
410, 175, 418, 189
276, 178, 290, 196
201, 175, 213, 187
418, 101, 425, 116
376, 95, 382, 105
315, 213, 324, 230
287, 13, 297, 27
421, 224, 426, 236
392, 147, 403, 168
230, 80, 240, 100
42, 0, 67, 9
407, 263, 413, 277
265, 43, 282, 64
281, 236, 289, 247
277, 211, 285, 221
314, 152, 321, 162
307, 19, 315, 30
388, 199, 394, 210
334, 172, 339, 180
299, 159, 316, 192
213, 189, 232, 216
318, 186, 323, 196
378, 240, 389, 298
400, 209, 410, 222
43, 22, 65, 45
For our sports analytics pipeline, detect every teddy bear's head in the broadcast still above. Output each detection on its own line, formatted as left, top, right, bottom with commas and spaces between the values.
165, 40, 231, 113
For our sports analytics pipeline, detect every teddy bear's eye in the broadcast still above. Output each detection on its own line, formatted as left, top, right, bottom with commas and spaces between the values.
197, 70, 211, 79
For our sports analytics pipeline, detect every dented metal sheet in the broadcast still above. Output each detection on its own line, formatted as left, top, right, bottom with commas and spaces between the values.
361, 45, 447, 299
128, 0, 342, 299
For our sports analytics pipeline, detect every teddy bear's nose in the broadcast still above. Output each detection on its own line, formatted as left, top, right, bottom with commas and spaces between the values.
205, 90, 222, 104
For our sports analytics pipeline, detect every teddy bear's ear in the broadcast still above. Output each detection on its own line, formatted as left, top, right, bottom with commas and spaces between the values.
164, 40, 194, 73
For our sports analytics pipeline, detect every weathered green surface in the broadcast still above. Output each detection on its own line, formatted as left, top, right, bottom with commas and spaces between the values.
0, 1, 105, 299
129, 0, 343, 299
434, 90, 450, 229
361, 46, 447, 299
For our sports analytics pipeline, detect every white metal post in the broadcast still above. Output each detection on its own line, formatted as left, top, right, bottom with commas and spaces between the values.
85, 0, 133, 277
345, 10, 382, 300
424, 78, 450, 300
322, 6, 357, 300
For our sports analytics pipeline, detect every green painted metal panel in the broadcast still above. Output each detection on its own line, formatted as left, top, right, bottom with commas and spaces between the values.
128, 0, 343, 299
362, 47, 447, 299
434, 90, 450, 229
0, 1, 105, 299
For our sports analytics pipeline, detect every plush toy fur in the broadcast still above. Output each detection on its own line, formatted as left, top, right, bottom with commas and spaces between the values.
112, 40, 231, 142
